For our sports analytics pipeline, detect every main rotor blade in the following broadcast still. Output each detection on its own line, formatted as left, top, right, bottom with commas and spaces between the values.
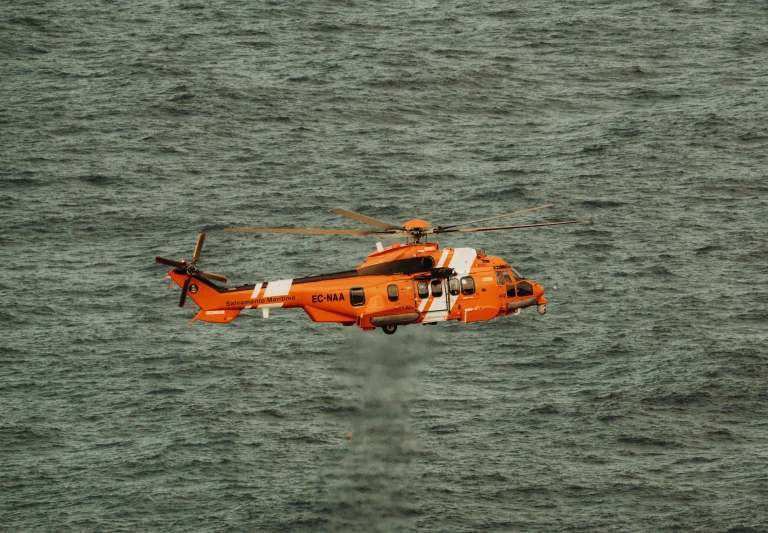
156, 256, 186, 269
179, 276, 191, 307
200, 271, 228, 283
222, 227, 382, 235
439, 204, 555, 230
331, 208, 400, 230
192, 233, 205, 263
376, 231, 411, 239
445, 220, 590, 233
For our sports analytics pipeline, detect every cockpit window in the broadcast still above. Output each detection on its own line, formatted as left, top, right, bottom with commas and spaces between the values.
496, 272, 505, 285
516, 281, 533, 296
502, 272, 513, 284
510, 267, 523, 281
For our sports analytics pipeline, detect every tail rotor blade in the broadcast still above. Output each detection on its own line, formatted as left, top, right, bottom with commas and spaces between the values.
179, 276, 191, 307
156, 256, 186, 269
192, 233, 206, 263
200, 271, 228, 283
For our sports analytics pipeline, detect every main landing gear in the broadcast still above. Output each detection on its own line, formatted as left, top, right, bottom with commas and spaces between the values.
382, 324, 397, 335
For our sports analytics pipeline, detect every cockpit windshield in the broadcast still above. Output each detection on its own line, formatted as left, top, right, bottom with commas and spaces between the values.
509, 267, 523, 281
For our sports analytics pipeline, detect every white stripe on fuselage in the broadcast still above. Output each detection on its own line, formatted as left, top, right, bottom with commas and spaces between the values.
436, 249, 450, 268
423, 309, 449, 322
250, 282, 265, 299
422, 248, 476, 322
424, 288, 449, 321
447, 248, 476, 317
448, 248, 475, 275
250, 279, 293, 300
263, 279, 293, 297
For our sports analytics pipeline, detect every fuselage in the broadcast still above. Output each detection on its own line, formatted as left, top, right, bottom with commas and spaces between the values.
168, 241, 546, 329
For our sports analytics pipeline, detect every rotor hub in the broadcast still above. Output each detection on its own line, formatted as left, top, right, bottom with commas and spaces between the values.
402, 218, 431, 230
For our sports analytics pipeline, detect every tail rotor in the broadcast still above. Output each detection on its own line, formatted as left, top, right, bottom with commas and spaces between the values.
155, 233, 228, 307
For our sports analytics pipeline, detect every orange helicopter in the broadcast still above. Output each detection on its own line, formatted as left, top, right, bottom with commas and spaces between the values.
155, 205, 587, 334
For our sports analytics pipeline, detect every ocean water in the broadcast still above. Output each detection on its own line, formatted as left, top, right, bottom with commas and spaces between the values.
2, 1, 767, 531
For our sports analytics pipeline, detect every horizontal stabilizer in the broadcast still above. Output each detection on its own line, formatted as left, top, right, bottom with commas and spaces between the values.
193, 309, 241, 324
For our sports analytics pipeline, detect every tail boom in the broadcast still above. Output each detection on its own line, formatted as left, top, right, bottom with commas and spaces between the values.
167, 271, 302, 324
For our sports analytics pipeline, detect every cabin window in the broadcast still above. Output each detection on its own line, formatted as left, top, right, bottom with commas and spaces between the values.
460, 276, 475, 295
448, 278, 460, 296
430, 279, 443, 298
417, 281, 429, 299
350, 287, 365, 306
387, 284, 399, 302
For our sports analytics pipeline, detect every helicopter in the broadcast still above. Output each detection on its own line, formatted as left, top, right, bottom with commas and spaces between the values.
154, 205, 587, 334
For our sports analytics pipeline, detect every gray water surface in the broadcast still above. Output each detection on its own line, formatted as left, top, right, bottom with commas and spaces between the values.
2, 1, 767, 531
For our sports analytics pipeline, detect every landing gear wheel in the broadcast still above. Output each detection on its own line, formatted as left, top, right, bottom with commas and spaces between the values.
382, 324, 397, 335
